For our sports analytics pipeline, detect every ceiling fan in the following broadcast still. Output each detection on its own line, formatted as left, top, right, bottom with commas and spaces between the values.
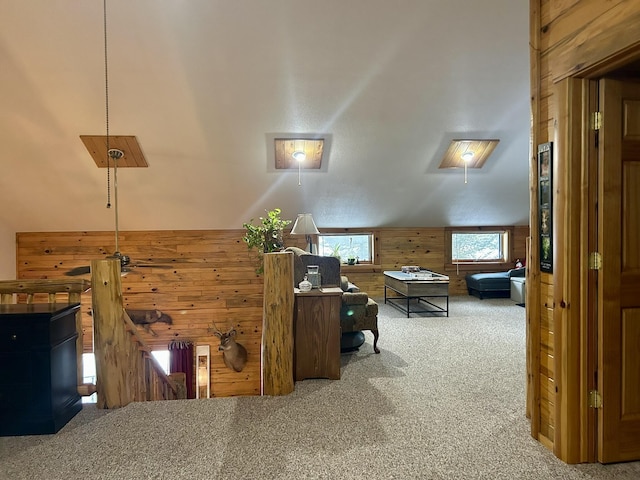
64, 149, 181, 277
65, 1, 184, 277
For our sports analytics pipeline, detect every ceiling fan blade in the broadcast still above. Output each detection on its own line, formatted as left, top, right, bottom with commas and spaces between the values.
131, 263, 174, 269
65, 265, 91, 276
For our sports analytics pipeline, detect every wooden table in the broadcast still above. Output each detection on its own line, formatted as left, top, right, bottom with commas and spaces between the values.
294, 287, 342, 380
384, 270, 449, 317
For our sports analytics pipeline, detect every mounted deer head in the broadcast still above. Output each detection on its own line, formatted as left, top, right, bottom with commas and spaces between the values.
209, 322, 247, 373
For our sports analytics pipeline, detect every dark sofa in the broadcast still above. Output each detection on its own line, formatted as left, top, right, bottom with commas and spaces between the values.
465, 267, 525, 299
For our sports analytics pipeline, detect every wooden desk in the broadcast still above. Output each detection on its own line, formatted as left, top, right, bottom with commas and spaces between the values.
294, 287, 342, 381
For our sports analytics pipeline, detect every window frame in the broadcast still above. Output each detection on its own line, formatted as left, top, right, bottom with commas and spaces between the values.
445, 226, 513, 271
315, 230, 377, 266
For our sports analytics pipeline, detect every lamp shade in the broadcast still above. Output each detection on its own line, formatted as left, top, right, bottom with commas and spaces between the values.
290, 213, 320, 235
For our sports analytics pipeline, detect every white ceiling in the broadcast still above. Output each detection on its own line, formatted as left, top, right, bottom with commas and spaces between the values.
0, 0, 530, 233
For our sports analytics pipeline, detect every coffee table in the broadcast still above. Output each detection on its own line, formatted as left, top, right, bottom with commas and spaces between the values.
384, 270, 449, 317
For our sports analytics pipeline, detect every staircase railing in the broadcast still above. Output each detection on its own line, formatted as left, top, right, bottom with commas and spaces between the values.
90, 258, 186, 407
0, 276, 186, 405
122, 309, 186, 401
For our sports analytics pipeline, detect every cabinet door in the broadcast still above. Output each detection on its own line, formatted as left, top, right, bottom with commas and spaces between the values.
295, 295, 340, 380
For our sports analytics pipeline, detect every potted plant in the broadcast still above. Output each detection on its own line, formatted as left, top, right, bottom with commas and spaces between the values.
242, 208, 291, 273
345, 237, 358, 265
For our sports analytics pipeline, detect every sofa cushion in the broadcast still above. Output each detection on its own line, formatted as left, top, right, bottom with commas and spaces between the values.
342, 292, 368, 305
465, 271, 512, 299
466, 271, 510, 290
285, 247, 341, 287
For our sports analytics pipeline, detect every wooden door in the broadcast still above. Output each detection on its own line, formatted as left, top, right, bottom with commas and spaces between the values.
598, 78, 640, 463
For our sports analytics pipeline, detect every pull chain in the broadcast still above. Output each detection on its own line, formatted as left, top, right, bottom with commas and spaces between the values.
104, 0, 111, 209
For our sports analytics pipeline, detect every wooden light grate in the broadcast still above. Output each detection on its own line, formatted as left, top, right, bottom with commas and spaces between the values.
439, 139, 499, 169
80, 135, 148, 168
274, 138, 324, 169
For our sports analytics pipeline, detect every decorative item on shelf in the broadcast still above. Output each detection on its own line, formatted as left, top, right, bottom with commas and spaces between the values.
195, 344, 210, 399
242, 208, 292, 274
401, 265, 421, 273
306, 265, 321, 288
299, 274, 312, 292
347, 257, 357, 265
290, 213, 320, 253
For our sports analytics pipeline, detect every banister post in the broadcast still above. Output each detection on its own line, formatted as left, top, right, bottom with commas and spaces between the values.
261, 251, 295, 396
91, 258, 134, 409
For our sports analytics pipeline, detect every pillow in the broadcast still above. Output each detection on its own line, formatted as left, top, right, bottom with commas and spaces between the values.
284, 246, 309, 256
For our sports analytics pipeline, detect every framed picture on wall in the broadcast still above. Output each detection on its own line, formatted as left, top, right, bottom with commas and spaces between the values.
538, 142, 553, 273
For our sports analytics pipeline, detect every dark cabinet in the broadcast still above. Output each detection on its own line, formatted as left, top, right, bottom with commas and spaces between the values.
294, 287, 342, 381
0, 303, 82, 436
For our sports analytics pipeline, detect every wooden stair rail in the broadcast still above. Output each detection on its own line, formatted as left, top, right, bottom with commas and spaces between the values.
0, 278, 92, 394
122, 309, 186, 401
91, 258, 185, 408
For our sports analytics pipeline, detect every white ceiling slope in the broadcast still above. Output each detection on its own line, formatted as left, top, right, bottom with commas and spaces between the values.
0, 0, 530, 233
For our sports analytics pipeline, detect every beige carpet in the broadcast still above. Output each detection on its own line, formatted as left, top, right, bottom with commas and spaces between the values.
1, 296, 639, 479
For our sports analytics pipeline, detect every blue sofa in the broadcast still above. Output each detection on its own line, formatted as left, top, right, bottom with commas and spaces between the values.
465, 268, 526, 299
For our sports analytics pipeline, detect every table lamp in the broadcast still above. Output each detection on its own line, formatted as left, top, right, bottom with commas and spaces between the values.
290, 213, 320, 253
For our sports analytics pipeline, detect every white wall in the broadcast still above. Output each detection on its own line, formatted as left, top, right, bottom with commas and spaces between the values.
0, 224, 15, 279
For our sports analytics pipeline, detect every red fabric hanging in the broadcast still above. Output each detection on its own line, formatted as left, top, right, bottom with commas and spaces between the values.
168, 340, 195, 399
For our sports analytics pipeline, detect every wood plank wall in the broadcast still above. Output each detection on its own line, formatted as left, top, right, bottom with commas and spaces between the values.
16, 226, 527, 398
530, 0, 640, 461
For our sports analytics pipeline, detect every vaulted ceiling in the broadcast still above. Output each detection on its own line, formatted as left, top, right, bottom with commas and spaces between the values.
0, 0, 530, 233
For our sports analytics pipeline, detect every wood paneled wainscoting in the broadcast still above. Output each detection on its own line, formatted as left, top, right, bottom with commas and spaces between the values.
15, 226, 528, 398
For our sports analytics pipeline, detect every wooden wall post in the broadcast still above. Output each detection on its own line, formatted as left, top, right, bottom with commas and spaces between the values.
91, 258, 134, 408
261, 252, 294, 396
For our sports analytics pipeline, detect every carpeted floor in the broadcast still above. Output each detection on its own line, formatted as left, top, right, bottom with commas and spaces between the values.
1, 296, 639, 479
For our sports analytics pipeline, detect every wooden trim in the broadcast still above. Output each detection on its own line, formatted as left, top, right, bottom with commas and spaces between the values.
528, 0, 543, 443
0, 279, 90, 295
582, 78, 599, 463
553, 77, 587, 463
551, 8, 640, 82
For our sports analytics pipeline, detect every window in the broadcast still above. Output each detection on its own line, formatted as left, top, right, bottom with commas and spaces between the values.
80, 350, 171, 404
317, 233, 373, 264
151, 350, 171, 375
449, 229, 510, 264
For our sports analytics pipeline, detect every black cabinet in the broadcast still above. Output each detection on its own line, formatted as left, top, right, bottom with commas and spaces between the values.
0, 303, 82, 436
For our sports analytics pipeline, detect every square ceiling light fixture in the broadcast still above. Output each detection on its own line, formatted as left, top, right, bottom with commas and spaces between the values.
438, 139, 499, 170
80, 135, 148, 168
274, 138, 325, 170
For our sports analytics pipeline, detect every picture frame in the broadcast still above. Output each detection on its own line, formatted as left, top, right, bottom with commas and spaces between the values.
538, 142, 553, 273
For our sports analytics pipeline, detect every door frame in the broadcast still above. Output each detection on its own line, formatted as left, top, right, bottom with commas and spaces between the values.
551, 52, 640, 464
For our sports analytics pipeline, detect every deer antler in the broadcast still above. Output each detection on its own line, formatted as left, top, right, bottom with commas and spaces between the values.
207, 321, 222, 335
